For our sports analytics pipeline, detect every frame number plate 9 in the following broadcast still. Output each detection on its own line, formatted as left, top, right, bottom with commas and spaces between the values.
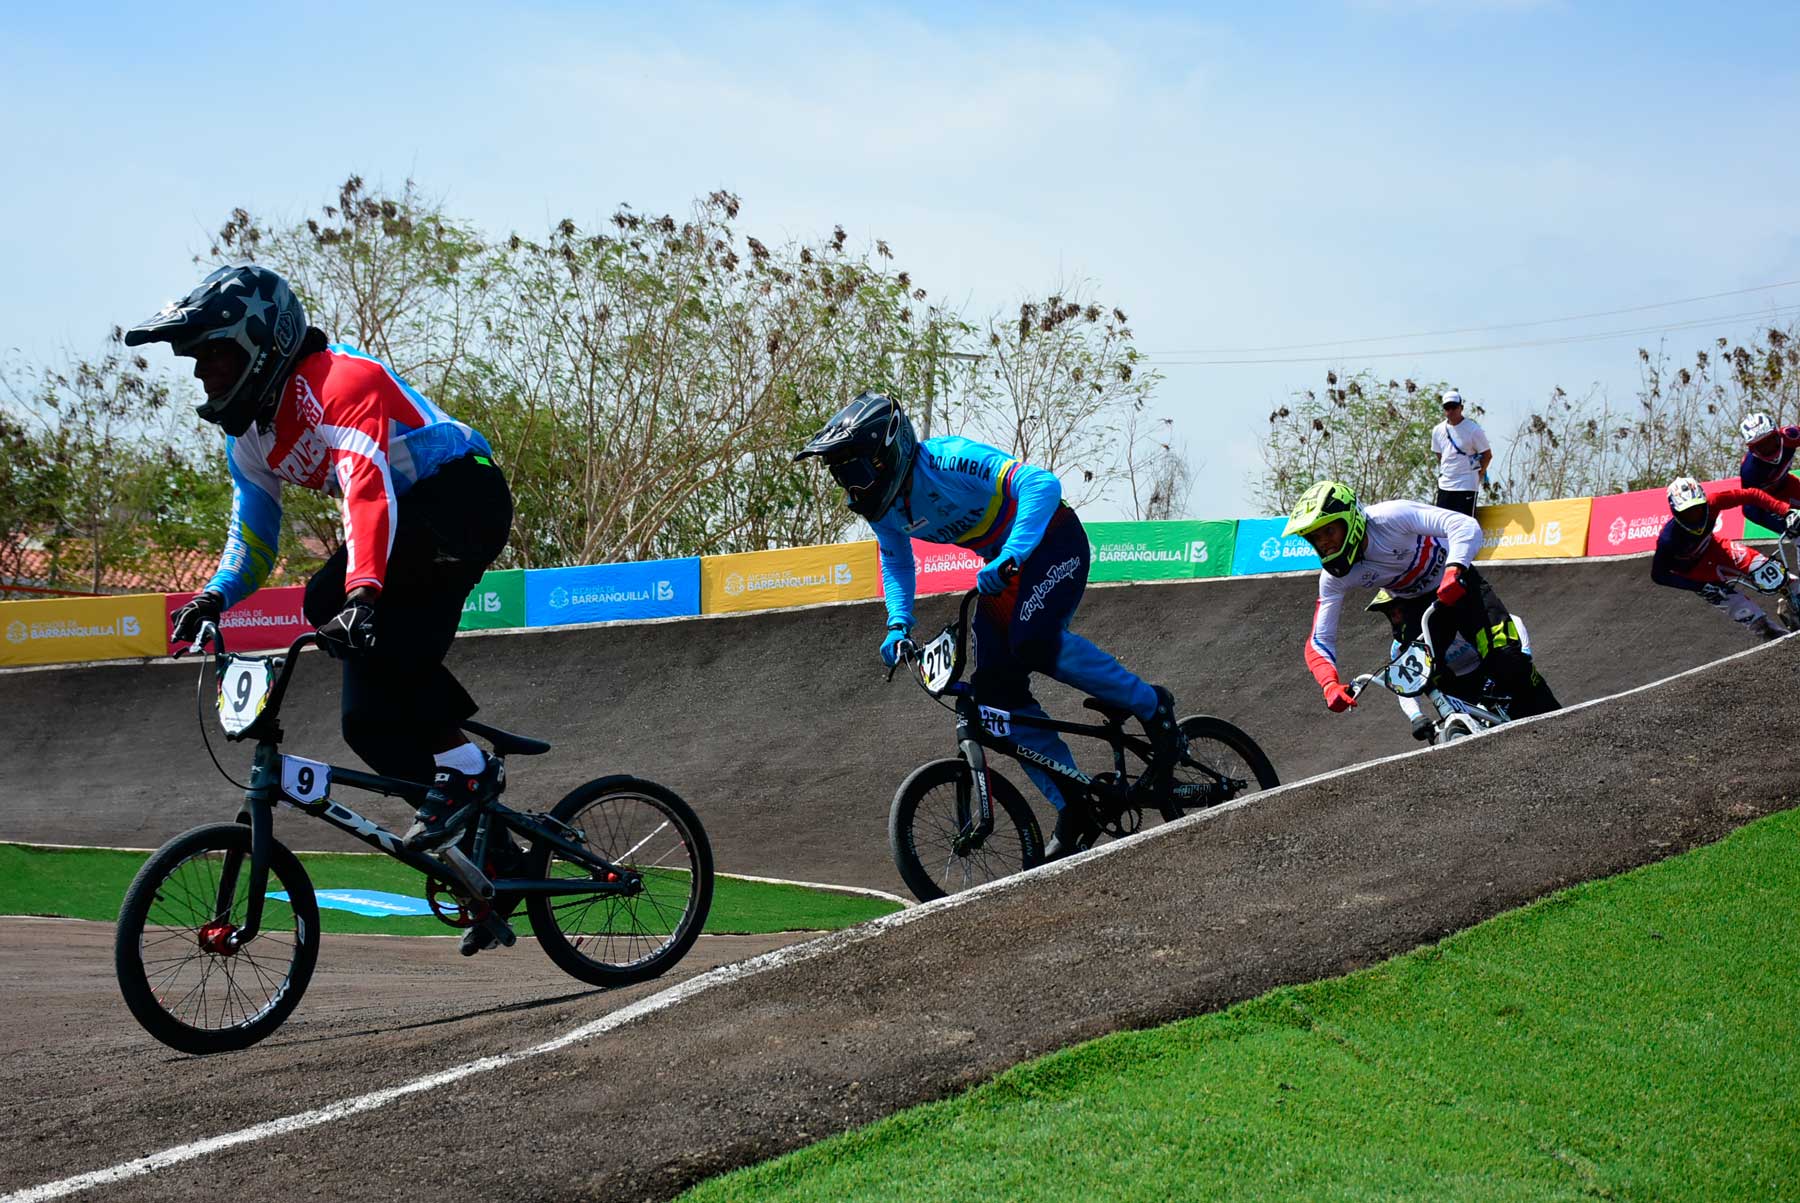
917, 629, 957, 695
217, 655, 275, 736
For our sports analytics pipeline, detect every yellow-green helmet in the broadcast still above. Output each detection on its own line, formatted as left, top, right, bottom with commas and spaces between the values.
1284, 480, 1368, 578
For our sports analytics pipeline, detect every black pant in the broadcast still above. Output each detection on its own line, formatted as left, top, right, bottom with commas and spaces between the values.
303, 455, 513, 785
1391, 566, 1560, 719
1434, 488, 1478, 517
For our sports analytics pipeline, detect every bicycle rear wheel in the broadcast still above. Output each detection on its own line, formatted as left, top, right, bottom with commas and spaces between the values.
1162, 716, 1280, 821
115, 822, 320, 1054
524, 777, 713, 987
889, 758, 1044, 904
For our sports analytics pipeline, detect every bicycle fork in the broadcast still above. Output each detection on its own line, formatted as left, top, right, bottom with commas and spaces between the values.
212, 743, 283, 951
953, 701, 998, 852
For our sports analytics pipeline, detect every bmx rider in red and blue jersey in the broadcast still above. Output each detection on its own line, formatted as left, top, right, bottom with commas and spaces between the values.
126, 265, 513, 868
796, 393, 1186, 861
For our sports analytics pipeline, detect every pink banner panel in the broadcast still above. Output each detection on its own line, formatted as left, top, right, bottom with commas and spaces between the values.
164, 585, 312, 655
892, 540, 984, 598
1585, 477, 1743, 556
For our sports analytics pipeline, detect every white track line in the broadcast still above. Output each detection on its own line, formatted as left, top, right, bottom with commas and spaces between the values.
5, 632, 1783, 1203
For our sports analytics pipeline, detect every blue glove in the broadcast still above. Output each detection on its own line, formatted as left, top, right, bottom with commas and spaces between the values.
880, 625, 911, 668
976, 555, 1017, 596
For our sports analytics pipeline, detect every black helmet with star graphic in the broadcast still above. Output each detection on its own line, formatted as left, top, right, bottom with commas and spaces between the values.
125, 265, 308, 436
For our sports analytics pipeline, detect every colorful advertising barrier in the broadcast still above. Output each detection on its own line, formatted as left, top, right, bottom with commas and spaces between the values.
165, 585, 310, 655
525, 558, 701, 627
1230, 517, 1323, 575
701, 540, 879, 615
458, 569, 526, 631
1587, 478, 1743, 556
1472, 497, 1591, 561
1, 592, 167, 666
1086, 520, 1236, 582
900, 540, 985, 598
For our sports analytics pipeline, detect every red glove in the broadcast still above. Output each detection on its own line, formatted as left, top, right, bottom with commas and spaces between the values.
1437, 564, 1467, 606
1323, 681, 1358, 712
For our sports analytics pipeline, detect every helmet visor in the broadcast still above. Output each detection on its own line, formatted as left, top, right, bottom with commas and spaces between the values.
1672, 503, 1710, 534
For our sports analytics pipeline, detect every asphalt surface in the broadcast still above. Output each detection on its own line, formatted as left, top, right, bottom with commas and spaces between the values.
1, 554, 1789, 1201
0, 555, 1752, 893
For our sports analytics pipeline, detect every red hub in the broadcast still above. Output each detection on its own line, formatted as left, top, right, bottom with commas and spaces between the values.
197, 920, 239, 956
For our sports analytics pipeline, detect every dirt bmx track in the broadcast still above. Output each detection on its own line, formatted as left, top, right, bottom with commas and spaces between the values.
3, 555, 1793, 1201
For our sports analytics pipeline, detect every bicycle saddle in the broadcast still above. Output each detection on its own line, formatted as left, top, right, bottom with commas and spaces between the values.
460, 718, 552, 756
1081, 697, 1136, 724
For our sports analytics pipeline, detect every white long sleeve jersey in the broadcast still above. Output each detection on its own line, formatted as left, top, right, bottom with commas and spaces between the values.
1305, 500, 1484, 684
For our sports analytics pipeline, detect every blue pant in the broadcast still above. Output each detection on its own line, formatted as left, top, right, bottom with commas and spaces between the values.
971, 506, 1158, 811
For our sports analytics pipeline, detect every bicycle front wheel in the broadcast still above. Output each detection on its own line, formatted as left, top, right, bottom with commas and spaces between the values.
889, 758, 1044, 904
114, 823, 320, 1055
524, 777, 713, 987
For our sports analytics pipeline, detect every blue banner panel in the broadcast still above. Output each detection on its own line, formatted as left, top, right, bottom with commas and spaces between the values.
1231, 516, 1322, 574
525, 558, 702, 627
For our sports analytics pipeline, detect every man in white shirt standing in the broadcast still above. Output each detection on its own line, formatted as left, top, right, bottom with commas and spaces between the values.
1430, 389, 1491, 516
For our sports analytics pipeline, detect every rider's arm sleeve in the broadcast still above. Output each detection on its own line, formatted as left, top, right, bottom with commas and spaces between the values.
321, 375, 399, 595
998, 462, 1062, 565
1710, 486, 1789, 517
875, 522, 917, 629
203, 438, 283, 609
1304, 580, 1345, 688
1398, 501, 1483, 566
1649, 547, 1707, 592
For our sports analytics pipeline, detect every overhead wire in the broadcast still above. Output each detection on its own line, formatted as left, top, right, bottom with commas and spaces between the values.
1140, 278, 1800, 357
1145, 302, 1800, 367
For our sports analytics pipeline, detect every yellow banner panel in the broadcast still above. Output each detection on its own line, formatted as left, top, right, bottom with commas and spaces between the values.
701, 541, 880, 614
0, 593, 169, 666
1472, 497, 1592, 561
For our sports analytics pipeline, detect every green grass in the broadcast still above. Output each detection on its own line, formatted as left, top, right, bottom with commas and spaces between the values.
683, 808, 1800, 1203
0, 843, 899, 936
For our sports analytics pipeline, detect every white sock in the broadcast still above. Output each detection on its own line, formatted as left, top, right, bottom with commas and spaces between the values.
434, 741, 486, 775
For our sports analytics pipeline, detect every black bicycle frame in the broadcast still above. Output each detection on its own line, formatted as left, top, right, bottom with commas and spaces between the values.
200, 630, 639, 947
910, 588, 1227, 841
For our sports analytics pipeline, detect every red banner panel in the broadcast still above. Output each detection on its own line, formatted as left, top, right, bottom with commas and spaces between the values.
1585, 477, 1743, 556
164, 586, 312, 655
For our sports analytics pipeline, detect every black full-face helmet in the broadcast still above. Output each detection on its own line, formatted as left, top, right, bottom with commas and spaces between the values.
794, 392, 919, 520
125, 265, 308, 436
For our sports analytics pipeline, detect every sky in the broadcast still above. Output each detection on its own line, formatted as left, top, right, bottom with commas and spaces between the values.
3, 0, 1797, 519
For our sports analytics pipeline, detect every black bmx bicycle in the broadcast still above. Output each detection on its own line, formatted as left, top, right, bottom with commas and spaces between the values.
114, 624, 713, 1054
886, 588, 1279, 902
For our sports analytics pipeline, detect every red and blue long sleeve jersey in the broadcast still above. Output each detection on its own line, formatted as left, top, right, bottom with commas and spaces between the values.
207, 344, 492, 607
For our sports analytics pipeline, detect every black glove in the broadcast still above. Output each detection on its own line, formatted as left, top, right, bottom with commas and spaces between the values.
316, 598, 378, 655
1783, 509, 1800, 538
1698, 583, 1729, 604
170, 591, 223, 644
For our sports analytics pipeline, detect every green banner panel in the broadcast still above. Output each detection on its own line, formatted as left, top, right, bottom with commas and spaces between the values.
1086, 521, 1236, 582
458, 568, 525, 630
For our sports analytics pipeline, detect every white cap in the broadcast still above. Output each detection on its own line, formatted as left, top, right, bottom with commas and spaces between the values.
1441, 389, 1464, 408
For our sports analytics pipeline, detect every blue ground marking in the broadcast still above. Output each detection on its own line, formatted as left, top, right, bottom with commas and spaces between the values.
268, 888, 435, 917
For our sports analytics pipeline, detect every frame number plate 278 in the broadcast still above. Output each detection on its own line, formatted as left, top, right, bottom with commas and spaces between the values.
217, 655, 275, 736
916, 629, 957, 695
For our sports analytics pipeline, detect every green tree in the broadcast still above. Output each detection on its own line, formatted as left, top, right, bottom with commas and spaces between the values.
1252, 372, 1454, 512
